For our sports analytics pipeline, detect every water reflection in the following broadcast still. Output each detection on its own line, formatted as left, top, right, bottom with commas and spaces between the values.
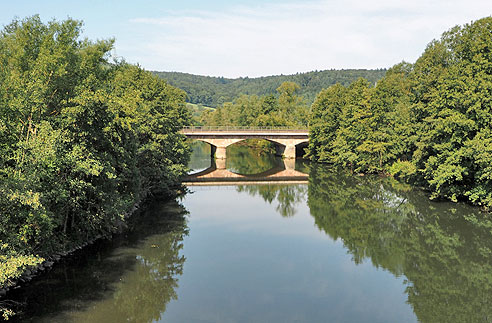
226, 142, 283, 175
307, 164, 492, 323
10, 201, 188, 323
8, 155, 492, 322
188, 143, 309, 217
188, 141, 282, 175
186, 143, 309, 184
237, 185, 307, 217
188, 141, 212, 173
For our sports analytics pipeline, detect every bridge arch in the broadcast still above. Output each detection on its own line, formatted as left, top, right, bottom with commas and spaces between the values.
262, 138, 309, 159
192, 138, 246, 159
184, 157, 309, 185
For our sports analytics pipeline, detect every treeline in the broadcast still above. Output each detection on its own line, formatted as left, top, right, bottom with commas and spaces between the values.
153, 69, 386, 108
200, 81, 309, 127
309, 17, 492, 208
0, 15, 190, 315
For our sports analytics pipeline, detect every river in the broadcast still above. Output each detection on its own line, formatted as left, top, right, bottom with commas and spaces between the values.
8, 141, 492, 322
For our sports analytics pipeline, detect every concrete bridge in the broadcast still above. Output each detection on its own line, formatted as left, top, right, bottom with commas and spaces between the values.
181, 126, 309, 159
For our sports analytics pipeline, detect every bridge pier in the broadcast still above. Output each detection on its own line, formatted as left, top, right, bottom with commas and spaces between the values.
184, 155, 309, 185
215, 146, 227, 159
210, 145, 231, 159
283, 145, 296, 159
274, 144, 296, 159
200, 138, 244, 160
269, 139, 306, 159
284, 157, 296, 170
215, 157, 226, 169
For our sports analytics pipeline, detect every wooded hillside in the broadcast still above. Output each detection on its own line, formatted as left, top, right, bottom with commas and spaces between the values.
153, 69, 386, 107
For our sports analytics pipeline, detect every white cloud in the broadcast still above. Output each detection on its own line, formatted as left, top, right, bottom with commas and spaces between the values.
124, 0, 492, 77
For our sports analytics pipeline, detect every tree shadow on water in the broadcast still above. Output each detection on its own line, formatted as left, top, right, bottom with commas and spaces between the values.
8, 200, 189, 323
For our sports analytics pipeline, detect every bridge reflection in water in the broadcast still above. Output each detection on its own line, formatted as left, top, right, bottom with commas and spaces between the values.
184, 157, 309, 186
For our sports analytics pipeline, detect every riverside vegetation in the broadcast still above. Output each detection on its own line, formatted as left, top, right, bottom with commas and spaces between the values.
309, 17, 492, 208
0, 16, 190, 319
10, 146, 492, 322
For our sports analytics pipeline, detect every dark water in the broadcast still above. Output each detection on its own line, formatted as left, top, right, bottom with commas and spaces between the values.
8, 142, 492, 322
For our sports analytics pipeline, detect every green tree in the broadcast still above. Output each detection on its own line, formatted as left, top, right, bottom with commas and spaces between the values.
201, 81, 309, 128
407, 18, 492, 205
308, 83, 347, 162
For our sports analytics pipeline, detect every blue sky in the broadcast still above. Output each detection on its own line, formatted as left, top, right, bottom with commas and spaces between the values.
2, 0, 491, 77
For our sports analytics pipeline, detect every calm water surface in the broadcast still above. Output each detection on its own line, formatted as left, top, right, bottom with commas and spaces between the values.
9, 142, 492, 322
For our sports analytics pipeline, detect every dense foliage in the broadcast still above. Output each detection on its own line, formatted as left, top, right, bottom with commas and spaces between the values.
309, 17, 492, 208
186, 103, 214, 125
201, 81, 309, 127
154, 69, 386, 108
0, 15, 190, 309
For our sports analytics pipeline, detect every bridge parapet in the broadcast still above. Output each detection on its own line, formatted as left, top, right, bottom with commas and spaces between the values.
181, 126, 309, 133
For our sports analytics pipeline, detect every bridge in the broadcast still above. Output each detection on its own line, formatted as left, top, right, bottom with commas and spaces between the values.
181, 126, 309, 159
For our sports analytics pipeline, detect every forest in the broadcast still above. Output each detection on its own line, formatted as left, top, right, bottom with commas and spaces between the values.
0, 16, 190, 318
153, 69, 386, 108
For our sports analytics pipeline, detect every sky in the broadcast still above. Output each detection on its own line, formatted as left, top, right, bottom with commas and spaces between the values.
1, 0, 491, 78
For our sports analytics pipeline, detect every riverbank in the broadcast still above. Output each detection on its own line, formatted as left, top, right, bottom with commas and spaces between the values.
0, 186, 186, 320
0, 17, 192, 321
3, 198, 188, 322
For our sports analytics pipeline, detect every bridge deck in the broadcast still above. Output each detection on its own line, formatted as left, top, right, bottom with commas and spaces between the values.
181, 126, 308, 136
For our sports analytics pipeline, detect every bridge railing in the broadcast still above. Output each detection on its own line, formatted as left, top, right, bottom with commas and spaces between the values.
181, 126, 309, 133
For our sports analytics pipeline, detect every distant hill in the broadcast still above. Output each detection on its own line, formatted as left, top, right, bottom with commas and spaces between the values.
153, 69, 387, 108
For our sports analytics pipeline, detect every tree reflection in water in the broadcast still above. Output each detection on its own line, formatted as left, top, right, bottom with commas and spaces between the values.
72, 219, 187, 322
226, 141, 282, 175
307, 164, 492, 323
13, 148, 492, 322
237, 185, 307, 217
195, 143, 310, 218
10, 201, 188, 323
188, 141, 212, 173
